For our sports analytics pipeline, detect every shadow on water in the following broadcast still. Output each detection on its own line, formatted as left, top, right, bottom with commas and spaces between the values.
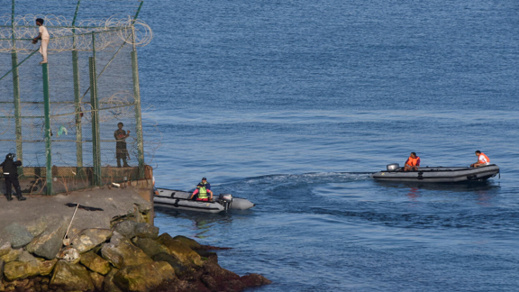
155, 206, 234, 239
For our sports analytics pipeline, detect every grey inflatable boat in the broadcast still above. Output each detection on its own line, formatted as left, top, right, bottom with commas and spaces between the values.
372, 163, 500, 183
154, 188, 255, 213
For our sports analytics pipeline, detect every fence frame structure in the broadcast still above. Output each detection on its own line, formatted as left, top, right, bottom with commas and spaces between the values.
0, 0, 147, 195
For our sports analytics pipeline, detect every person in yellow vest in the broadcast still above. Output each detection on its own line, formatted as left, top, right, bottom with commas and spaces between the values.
470, 150, 490, 168
404, 152, 420, 171
189, 177, 213, 201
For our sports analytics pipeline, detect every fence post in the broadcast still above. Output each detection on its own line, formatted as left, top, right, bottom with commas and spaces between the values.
72, 45, 83, 172
42, 63, 53, 195
89, 56, 101, 186
72, 0, 83, 174
131, 25, 145, 179
11, 0, 23, 175
131, 50, 144, 179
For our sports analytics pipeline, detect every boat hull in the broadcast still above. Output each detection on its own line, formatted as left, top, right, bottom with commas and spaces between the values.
154, 188, 254, 213
371, 164, 500, 183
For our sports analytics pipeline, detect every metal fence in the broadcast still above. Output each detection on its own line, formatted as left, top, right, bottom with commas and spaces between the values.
0, 0, 152, 194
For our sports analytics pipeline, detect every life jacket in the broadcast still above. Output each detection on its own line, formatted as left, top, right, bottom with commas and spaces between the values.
197, 183, 208, 199
407, 156, 420, 167
478, 153, 490, 165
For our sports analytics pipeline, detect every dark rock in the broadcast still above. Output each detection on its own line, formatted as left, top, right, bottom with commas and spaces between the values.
89, 270, 105, 291
1, 223, 34, 248
151, 252, 190, 277
113, 220, 158, 240
156, 233, 204, 267
132, 237, 169, 258
113, 220, 138, 239
0, 259, 4, 281
240, 273, 273, 287
172, 235, 202, 250
134, 222, 159, 238
103, 267, 123, 292
50, 260, 95, 291
113, 261, 177, 292
195, 249, 217, 258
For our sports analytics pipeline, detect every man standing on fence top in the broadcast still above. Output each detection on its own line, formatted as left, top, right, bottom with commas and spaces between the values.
32, 18, 49, 64
114, 122, 130, 167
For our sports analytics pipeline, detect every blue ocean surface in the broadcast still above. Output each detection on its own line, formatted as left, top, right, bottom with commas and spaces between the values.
1, 0, 518, 291
149, 1, 518, 291
138, 1, 519, 291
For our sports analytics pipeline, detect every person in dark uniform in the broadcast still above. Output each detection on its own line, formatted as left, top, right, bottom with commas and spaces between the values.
0, 153, 26, 201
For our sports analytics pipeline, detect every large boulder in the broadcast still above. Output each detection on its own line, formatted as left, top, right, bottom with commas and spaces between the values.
1, 223, 34, 248
3, 251, 57, 281
103, 268, 123, 292
151, 252, 190, 277
157, 233, 204, 267
80, 250, 111, 275
134, 222, 159, 239
172, 235, 202, 250
25, 215, 63, 237
100, 232, 153, 269
89, 270, 105, 291
113, 220, 158, 240
71, 228, 113, 253
113, 261, 177, 292
26, 216, 68, 259
0, 248, 22, 263
113, 220, 138, 239
50, 260, 95, 291
131, 237, 169, 258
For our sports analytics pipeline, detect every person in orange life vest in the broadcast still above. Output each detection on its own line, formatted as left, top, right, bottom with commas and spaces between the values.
470, 150, 490, 168
189, 177, 213, 201
404, 152, 420, 171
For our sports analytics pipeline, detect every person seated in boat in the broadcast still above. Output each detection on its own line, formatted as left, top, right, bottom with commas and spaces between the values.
404, 152, 420, 171
189, 177, 213, 201
470, 150, 490, 168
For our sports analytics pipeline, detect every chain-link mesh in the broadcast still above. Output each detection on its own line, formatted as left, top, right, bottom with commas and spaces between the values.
0, 0, 152, 170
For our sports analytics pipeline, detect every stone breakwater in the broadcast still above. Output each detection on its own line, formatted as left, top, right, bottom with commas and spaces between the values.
0, 187, 271, 291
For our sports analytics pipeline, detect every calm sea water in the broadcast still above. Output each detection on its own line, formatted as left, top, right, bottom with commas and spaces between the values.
138, 1, 519, 291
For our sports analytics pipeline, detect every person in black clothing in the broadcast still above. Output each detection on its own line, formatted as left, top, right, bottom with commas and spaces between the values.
1, 153, 26, 201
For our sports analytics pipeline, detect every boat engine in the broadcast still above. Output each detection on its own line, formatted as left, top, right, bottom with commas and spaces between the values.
386, 163, 400, 171
218, 194, 233, 211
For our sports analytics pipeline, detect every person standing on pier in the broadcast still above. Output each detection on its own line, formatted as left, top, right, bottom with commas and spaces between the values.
114, 122, 130, 167
32, 18, 49, 65
1, 153, 26, 201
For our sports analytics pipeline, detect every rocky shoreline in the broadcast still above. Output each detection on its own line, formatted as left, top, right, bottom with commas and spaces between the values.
0, 187, 271, 291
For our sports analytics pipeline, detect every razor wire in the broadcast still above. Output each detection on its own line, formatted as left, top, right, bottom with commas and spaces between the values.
0, 14, 152, 53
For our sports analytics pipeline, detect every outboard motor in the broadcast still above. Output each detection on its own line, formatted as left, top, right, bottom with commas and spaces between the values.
218, 193, 233, 211
386, 163, 399, 171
